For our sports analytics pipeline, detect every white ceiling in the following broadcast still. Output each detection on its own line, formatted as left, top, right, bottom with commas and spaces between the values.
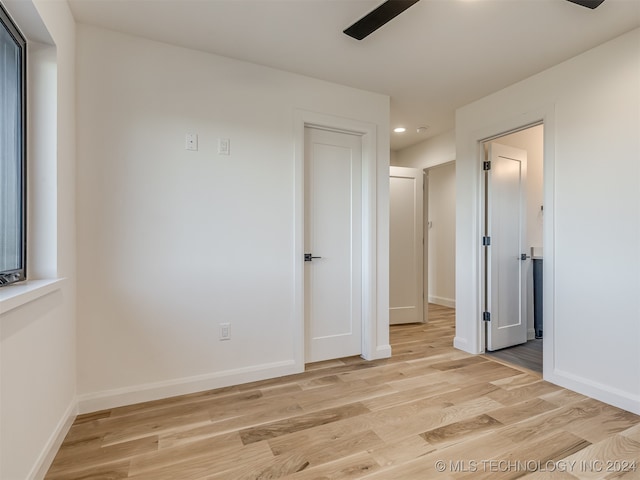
67, 0, 640, 150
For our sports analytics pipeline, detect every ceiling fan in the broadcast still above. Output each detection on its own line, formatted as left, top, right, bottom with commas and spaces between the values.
343, 0, 606, 41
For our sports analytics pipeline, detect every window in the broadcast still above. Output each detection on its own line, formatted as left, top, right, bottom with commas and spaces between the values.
0, 3, 26, 286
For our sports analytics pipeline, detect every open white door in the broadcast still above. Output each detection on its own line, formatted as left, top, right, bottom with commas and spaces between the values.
389, 166, 424, 324
304, 127, 362, 363
486, 143, 528, 351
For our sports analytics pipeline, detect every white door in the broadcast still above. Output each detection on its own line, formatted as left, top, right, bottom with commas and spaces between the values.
389, 166, 424, 324
486, 143, 528, 351
304, 127, 362, 363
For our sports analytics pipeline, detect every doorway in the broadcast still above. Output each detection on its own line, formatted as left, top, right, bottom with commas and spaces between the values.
388, 161, 456, 326
294, 111, 381, 367
304, 126, 363, 363
424, 162, 456, 313
482, 124, 544, 372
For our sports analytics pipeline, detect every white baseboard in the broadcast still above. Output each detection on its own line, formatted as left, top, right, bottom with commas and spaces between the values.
428, 296, 455, 308
77, 360, 301, 414
370, 344, 392, 360
527, 328, 536, 341
454, 336, 477, 354
30, 398, 77, 480
546, 369, 640, 415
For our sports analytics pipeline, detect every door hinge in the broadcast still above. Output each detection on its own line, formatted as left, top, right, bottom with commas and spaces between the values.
483, 161, 491, 171
483, 311, 491, 322
482, 236, 491, 246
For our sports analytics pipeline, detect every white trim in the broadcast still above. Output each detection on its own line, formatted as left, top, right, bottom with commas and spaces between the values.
453, 336, 470, 351
373, 344, 392, 359
77, 360, 298, 414
0, 278, 65, 315
427, 295, 455, 308
293, 110, 380, 365
548, 369, 640, 415
29, 398, 77, 480
541, 113, 556, 390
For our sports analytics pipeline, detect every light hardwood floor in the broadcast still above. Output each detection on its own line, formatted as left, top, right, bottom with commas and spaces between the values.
45, 305, 640, 479
487, 339, 543, 374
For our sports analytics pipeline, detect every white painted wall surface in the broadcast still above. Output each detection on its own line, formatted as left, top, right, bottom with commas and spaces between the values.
427, 162, 456, 308
389, 149, 399, 165
456, 29, 640, 414
393, 130, 455, 169
0, 1, 77, 479
75, 25, 390, 411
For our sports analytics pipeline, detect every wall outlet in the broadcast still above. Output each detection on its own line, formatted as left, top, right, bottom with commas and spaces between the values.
186, 133, 198, 151
219, 323, 230, 341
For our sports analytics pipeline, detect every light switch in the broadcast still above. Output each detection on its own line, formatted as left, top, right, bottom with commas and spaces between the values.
185, 133, 198, 151
218, 138, 230, 155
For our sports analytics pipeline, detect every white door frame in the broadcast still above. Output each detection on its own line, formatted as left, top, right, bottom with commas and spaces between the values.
471, 111, 555, 380
423, 168, 429, 322
293, 110, 379, 368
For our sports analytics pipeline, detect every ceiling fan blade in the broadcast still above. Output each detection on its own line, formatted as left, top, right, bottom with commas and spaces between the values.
566, 0, 605, 9
344, 0, 421, 41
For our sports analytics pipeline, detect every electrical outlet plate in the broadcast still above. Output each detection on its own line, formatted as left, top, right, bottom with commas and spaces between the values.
219, 323, 230, 341
186, 133, 198, 151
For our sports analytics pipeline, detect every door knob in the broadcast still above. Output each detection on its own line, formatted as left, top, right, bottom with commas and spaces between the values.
520, 253, 531, 261
304, 253, 322, 262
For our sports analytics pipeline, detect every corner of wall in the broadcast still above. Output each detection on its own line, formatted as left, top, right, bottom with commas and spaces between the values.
30, 399, 77, 480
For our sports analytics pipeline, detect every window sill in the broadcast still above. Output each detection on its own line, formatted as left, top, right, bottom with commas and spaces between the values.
0, 278, 66, 316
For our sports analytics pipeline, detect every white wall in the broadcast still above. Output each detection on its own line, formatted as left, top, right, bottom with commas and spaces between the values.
0, 1, 77, 479
393, 129, 455, 169
456, 29, 640, 414
427, 162, 456, 307
75, 25, 390, 411
493, 125, 544, 338
389, 149, 399, 165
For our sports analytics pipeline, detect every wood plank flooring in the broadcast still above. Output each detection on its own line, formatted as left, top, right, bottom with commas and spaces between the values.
487, 339, 543, 374
45, 305, 640, 479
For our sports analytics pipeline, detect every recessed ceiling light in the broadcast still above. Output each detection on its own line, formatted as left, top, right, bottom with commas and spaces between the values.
393, 127, 406, 133
416, 126, 429, 134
